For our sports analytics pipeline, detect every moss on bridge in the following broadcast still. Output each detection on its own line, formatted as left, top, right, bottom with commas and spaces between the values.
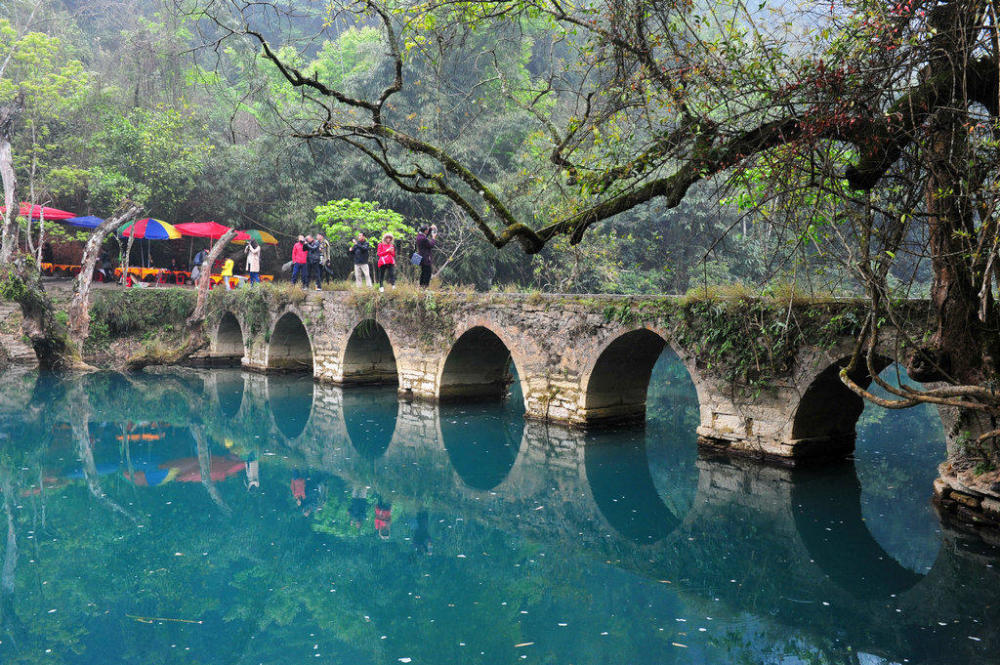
77, 284, 932, 397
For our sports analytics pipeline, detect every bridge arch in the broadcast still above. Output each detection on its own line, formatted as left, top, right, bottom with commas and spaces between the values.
437, 324, 525, 406
579, 327, 701, 426
266, 311, 313, 373
790, 354, 894, 457
340, 319, 399, 385
212, 312, 245, 364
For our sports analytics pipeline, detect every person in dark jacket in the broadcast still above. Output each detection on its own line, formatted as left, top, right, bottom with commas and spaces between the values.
191, 247, 208, 283
415, 224, 437, 287
304, 235, 322, 291
348, 233, 372, 286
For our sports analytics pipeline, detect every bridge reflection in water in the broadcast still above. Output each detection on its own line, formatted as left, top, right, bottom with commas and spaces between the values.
0, 362, 996, 665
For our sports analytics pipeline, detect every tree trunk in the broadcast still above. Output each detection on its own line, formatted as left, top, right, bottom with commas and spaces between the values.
0, 103, 19, 264
0, 468, 16, 596
911, 121, 984, 383
190, 230, 236, 323
193, 425, 232, 515
124, 229, 236, 368
907, 8, 999, 387
71, 394, 134, 522
67, 204, 141, 349
4, 253, 82, 370
120, 231, 135, 286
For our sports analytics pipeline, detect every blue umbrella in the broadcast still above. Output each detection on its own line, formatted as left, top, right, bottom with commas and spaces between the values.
65, 216, 105, 229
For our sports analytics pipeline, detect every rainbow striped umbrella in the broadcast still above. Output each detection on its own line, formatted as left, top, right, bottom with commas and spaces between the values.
232, 229, 278, 245
120, 218, 182, 240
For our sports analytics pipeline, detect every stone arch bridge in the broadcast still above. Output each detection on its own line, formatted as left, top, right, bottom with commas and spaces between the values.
204, 291, 932, 466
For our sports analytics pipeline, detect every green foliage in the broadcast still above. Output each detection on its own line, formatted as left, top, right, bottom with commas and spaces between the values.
315, 198, 413, 247
0, 270, 29, 302
207, 282, 306, 337
89, 289, 196, 338
90, 107, 213, 216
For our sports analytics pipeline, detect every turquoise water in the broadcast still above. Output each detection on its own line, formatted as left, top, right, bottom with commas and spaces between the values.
0, 354, 997, 664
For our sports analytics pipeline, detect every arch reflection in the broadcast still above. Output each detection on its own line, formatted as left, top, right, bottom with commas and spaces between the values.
267, 375, 314, 440
343, 387, 398, 459
584, 430, 681, 545
792, 463, 926, 599
441, 402, 524, 491
215, 370, 246, 420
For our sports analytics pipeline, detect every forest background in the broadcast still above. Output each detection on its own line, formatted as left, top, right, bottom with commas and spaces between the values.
2, 0, 927, 295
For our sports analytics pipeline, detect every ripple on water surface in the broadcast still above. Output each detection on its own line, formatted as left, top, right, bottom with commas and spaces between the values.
0, 361, 995, 665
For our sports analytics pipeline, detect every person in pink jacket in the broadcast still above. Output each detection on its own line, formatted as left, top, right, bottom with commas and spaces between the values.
290, 235, 307, 286
376, 232, 396, 292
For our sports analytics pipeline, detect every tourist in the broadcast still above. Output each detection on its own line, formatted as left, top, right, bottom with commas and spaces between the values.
348, 232, 372, 287
412, 509, 432, 555
375, 496, 392, 539
349, 485, 369, 529
221, 255, 235, 290
291, 470, 306, 506
291, 235, 306, 286
245, 452, 259, 491
305, 234, 323, 291
97, 250, 110, 282
318, 233, 334, 283
376, 232, 396, 292
245, 240, 261, 284
191, 247, 208, 284
301, 478, 326, 517
415, 224, 438, 288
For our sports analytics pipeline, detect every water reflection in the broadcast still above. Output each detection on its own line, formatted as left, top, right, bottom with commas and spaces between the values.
267, 374, 314, 440
792, 464, 925, 599
855, 365, 945, 574
584, 432, 681, 544
0, 366, 997, 665
214, 372, 245, 419
343, 387, 397, 459
441, 402, 524, 490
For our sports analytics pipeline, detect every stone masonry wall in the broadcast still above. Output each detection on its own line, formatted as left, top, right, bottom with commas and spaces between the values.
205, 290, 932, 465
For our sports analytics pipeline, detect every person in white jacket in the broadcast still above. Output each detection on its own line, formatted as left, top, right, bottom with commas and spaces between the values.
245, 240, 261, 284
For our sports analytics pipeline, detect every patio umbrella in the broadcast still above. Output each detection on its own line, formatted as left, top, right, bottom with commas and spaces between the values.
0, 203, 76, 220
64, 216, 105, 229
120, 218, 181, 240
174, 221, 250, 241
232, 229, 278, 245
120, 219, 182, 272
166, 455, 247, 483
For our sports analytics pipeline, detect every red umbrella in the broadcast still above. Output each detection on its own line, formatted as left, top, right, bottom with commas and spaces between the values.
0, 203, 75, 220
166, 456, 247, 483
174, 221, 250, 241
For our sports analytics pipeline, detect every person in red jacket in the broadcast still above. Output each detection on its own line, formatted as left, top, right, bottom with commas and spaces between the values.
375, 497, 392, 539
290, 470, 306, 505
290, 235, 307, 286
376, 232, 396, 292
